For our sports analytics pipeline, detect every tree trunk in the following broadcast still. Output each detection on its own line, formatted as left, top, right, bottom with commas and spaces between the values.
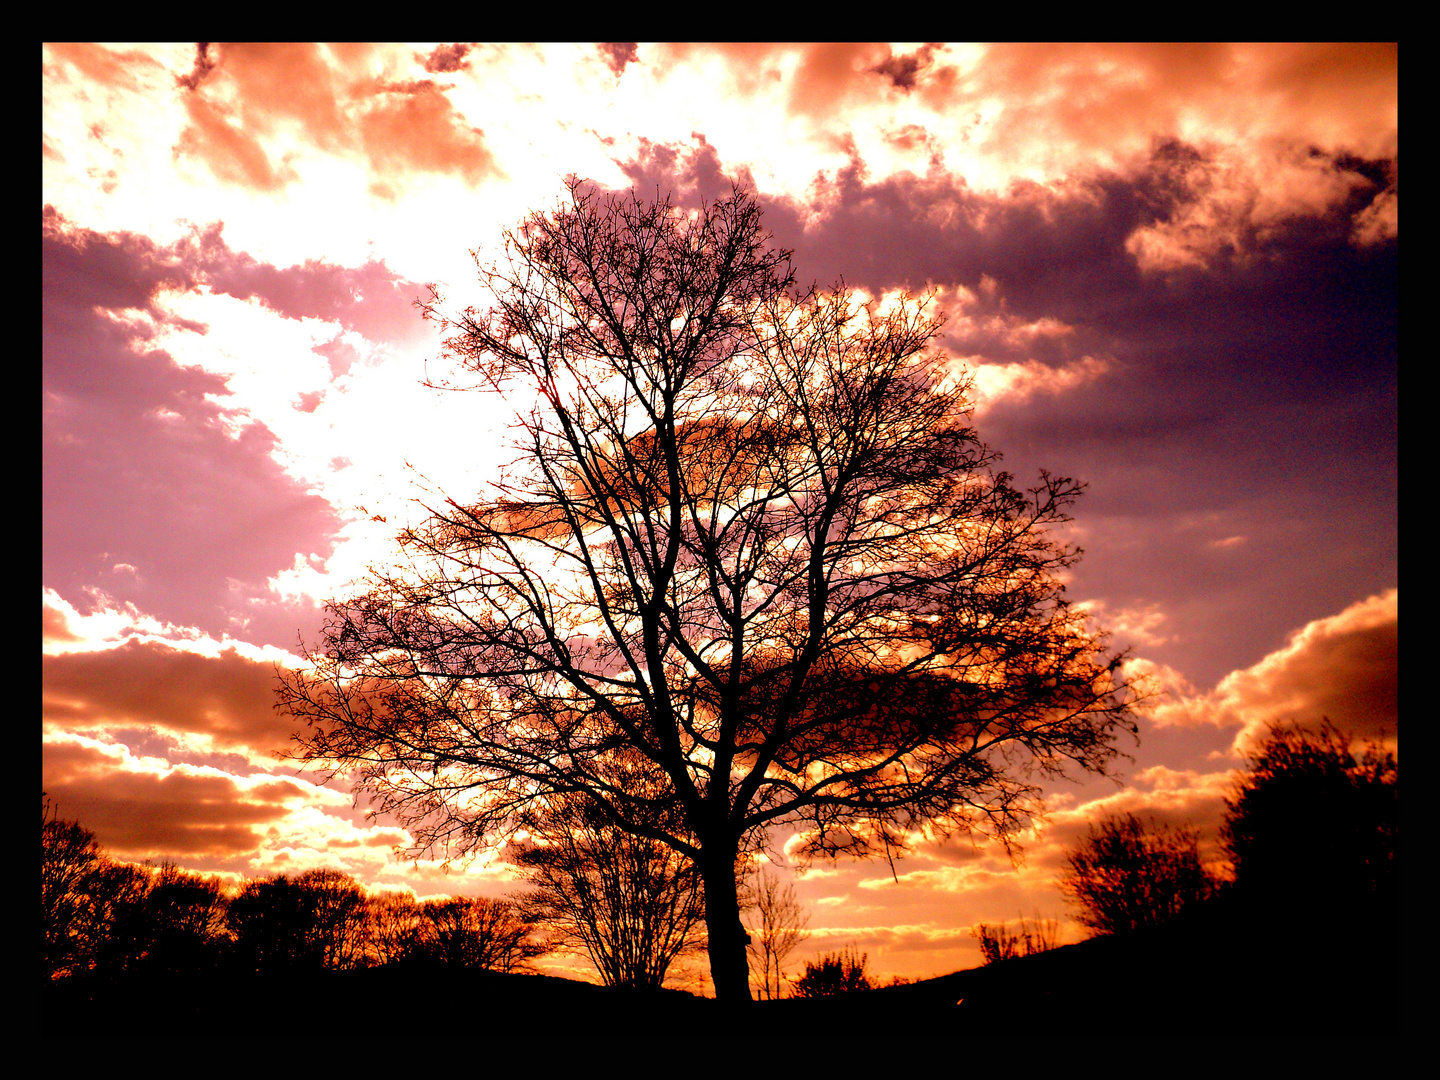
701, 853, 752, 1002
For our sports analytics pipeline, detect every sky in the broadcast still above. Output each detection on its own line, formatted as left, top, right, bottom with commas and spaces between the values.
42, 42, 1397, 987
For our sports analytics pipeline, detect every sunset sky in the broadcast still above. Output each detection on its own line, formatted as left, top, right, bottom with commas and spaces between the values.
42, 43, 1397, 986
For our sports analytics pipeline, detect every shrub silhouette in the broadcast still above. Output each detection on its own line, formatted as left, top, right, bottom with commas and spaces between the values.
792, 946, 873, 997
972, 914, 1060, 965
1224, 721, 1397, 913
1059, 813, 1216, 936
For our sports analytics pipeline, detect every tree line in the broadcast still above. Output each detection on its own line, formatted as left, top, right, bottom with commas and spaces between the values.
40, 792, 811, 993
42, 799, 550, 981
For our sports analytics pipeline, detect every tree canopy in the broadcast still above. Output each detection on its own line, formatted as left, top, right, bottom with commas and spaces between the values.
1224, 722, 1397, 910
278, 179, 1138, 1000
1059, 812, 1217, 937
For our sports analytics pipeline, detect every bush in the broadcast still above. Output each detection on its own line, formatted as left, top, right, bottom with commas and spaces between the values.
972, 915, 1060, 965
1224, 722, 1397, 911
1059, 813, 1216, 937
791, 946, 873, 997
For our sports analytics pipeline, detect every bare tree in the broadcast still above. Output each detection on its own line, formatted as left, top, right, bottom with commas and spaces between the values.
1059, 813, 1216, 937
972, 913, 1060, 965
300, 868, 371, 970
416, 895, 547, 972
744, 868, 810, 998
279, 180, 1139, 1000
365, 890, 424, 966
514, 781, 706, 989
42, 795, 109, 980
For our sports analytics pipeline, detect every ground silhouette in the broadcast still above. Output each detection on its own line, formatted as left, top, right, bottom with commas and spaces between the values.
43, 889, 1396, 1039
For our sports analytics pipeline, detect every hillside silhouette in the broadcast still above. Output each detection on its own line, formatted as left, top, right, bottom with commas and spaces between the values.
43, 890, 1396, 1039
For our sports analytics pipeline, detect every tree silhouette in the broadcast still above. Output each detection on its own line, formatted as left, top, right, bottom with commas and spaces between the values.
744, 868, 810, 998
514, 780, 705, 989
279, 179, 1139, 1000
365, 890, 424, 966
1224, 722, 1397, 913
972, 913, 1060, 964
226, 869, 369, 972
1059, 813, 1216, 937
792, 945, 872, 997
129, 863, 229, 975
415, 895, 548, 972
42, 795, 109, 980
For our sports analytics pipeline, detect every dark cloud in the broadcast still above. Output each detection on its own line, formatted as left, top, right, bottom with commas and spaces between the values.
44, 638, 292, 753
614, 135, 750, 211
180, 220, 436, 347
422, 43, 473, 74
1145, 590, 1402, 749
43, 739, 303, 858
176, 42, 217, 92
870, 44, 942, 91
597, 43, 638, 78
42, 212, 366, 647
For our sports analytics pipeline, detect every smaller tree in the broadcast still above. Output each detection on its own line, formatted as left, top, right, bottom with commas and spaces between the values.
744, 868, 810, 999
1224, 721, 1397, 911
792, 945, 873, 997
365, 891, 424, 966
972, 914, 1060, 965
42, 797, 110, 980
514, 789, 706, 990
416, 896, 547, 972
1059, 813, 1216, 937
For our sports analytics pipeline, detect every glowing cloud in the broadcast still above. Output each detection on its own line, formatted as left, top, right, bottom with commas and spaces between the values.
1149, 590, 1397, 747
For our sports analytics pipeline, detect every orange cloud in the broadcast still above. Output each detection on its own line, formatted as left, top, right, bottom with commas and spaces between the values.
173, 43, 495, 196
44, 637, 294, 756
43, 735, 307, 858
1148, 589, 1397, 748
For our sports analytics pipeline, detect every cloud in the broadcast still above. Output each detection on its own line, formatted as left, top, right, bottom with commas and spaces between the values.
596, 43, 638, 79
43, 733, 310, 858
44, 636, 295, 756
1149, 589, 1397, 748
172, 43, 497, 196
422, 43, 474, 75
41, 211, 447, 649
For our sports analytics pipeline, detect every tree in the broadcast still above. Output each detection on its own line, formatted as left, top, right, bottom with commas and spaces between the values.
972, 913, 1060, 965
226, 869, 370, 972
42, 795, 109, 980
416, 895, 548, 972
744, 867, 810, 998
279, 179, 1138, 1001
1059, 812, 1216, 937
792, 945, 872, 997
514, 780, 706, 989
1223, 722, 1397, 912
365, 890, 424, 966
129, 863, 229, 975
